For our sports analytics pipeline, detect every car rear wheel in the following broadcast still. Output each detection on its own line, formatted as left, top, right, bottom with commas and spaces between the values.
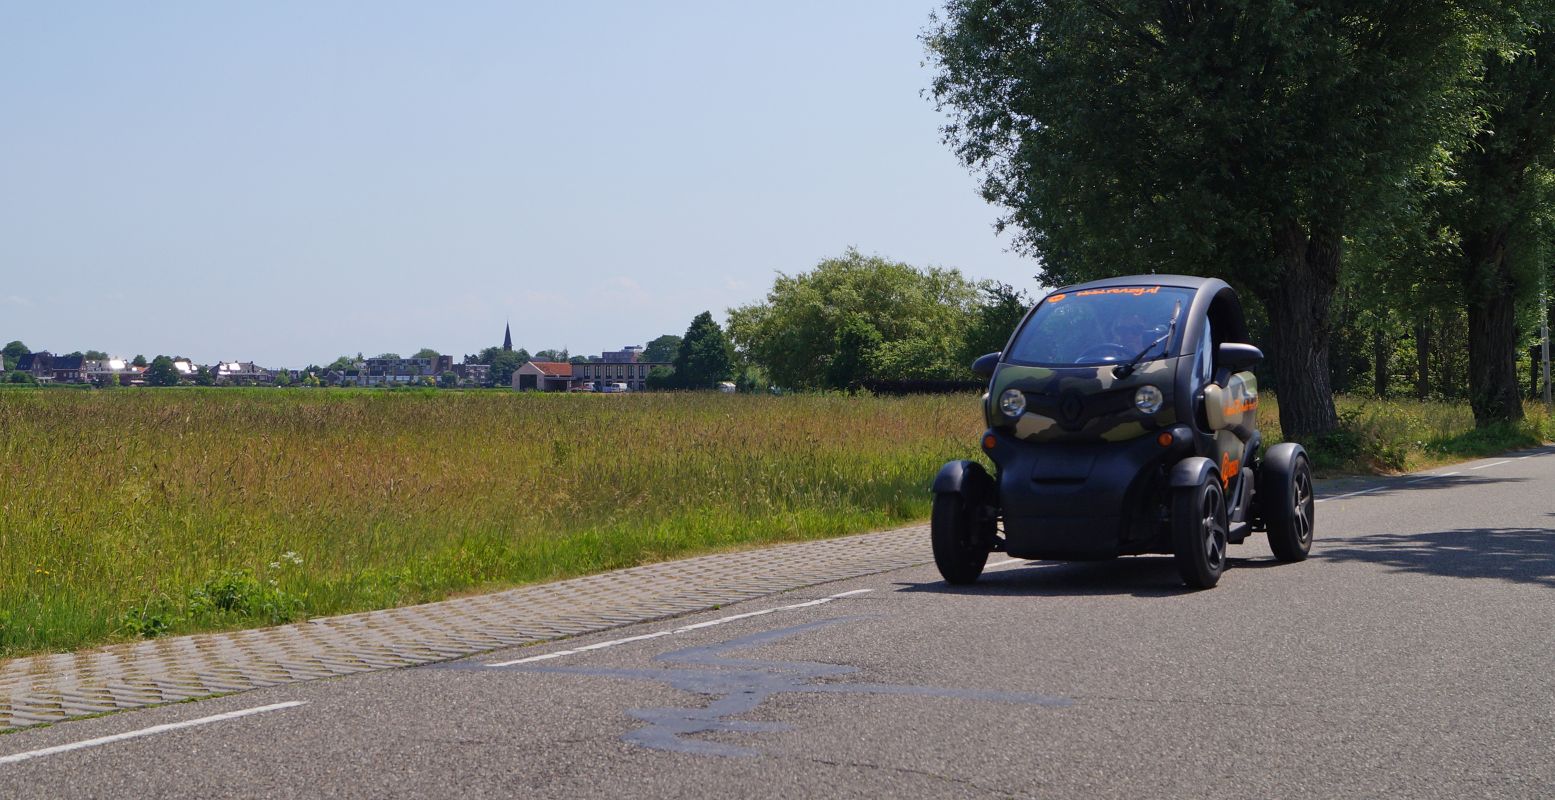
1172, 475, 1228, 589
931, 492, 991, 584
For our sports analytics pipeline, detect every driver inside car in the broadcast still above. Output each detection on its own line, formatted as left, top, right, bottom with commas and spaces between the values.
1112, 314, 1150, 353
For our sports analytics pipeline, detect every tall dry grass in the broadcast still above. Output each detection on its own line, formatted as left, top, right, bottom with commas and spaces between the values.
0, 388, 983, 656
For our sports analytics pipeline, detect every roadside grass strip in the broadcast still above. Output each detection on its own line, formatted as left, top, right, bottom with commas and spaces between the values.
0, 702, 306, 766
485, 589, 873, 667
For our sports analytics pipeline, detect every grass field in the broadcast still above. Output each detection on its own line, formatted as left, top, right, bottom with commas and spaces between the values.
0, 389, 981, 657
1, 387, 1549, 658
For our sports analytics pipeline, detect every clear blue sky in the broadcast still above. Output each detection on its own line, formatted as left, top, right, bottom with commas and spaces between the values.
1, 1, 1038, 368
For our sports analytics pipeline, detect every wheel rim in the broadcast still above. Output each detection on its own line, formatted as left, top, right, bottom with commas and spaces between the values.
1202, 487, 1227, 570
1292, 467, 1314, 547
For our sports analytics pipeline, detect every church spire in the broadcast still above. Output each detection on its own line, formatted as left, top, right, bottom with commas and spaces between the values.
503, 321, 512, 352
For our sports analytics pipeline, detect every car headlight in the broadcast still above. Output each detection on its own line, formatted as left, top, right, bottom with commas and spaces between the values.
998, 389, 1027, 418
1134, 385, 1164, 415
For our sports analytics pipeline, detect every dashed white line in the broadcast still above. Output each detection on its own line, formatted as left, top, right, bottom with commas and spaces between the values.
1470, 460, 1512, 470
1319, 468, 1474, 501
1315, 486, 1383, 503
485, 588, 874, 667
1407, 470, 1462, 484
0, 701, 307, 766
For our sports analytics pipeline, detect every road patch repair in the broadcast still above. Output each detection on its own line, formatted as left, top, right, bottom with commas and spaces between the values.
470, 612, 1070, 757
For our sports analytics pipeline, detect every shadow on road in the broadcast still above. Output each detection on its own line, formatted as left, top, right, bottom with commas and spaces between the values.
1317, 474, 1527, 502
898, 557, 1199, 598
1317, 526, 1555, 589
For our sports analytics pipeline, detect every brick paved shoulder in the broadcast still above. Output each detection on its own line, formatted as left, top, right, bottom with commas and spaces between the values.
0, 524, 930, 731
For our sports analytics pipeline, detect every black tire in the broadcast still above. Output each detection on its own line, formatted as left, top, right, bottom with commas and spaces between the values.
1264, 452, 1315, 562
931, 492, 990, 584
1172, 475, 1228, 589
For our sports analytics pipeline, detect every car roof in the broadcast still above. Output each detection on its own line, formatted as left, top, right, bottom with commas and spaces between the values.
1057, 274, 1217, 293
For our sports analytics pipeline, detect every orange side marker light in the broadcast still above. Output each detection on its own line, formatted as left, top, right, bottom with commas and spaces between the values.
983, 434, 998, 450
1156, 431, 1174, 447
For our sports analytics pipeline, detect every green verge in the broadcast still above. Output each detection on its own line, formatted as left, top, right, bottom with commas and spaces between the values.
1, 388, 1546, 657
0, 389, 975, 657
1260, 395, 1555, 475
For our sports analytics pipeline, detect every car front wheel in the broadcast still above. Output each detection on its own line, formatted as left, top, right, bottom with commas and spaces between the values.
1172, 475, 1228, 589
931, 492, 991, 584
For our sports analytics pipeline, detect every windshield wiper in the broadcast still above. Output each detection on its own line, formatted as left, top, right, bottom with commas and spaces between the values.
1113, 300, 1182, 379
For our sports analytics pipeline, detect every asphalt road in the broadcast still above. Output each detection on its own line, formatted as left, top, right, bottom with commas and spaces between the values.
3, 449, 1554, 798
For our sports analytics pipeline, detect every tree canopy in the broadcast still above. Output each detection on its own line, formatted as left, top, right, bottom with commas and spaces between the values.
643, 334, 681, 364
145, 356, 181, 387
2, 340, 26, 371
927, 0, 1518, 436
726, 249, 982, 390
672, 312, 735, 389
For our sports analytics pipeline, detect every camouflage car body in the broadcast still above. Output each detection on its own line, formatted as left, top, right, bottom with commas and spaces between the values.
958, 275, 1262, 561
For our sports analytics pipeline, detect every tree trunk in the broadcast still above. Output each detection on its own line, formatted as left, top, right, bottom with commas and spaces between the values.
1263, 223, 1341, 439
1529, 345, 1541, 400
1464, 227, 1524, 426
1371, 323, 1388, 398
1440, 311, 1458, 399
1415, 314, 1430, 400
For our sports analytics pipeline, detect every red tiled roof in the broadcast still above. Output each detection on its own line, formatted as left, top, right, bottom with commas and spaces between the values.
530, 361, 573, 377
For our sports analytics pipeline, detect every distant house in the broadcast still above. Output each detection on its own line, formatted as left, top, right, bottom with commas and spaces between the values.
325, 369, 362, 387
601, 345, 645, 364
451, 362, 490, 386
572, 359, 666, 392
15, 352, 86, 383
85, 358, 144, 386
213, 361, 274, 385
513, 361, 574, 391
363, 357, 434, 386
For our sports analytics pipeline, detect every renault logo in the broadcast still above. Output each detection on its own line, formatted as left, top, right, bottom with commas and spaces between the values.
1059, 391, 1085, 426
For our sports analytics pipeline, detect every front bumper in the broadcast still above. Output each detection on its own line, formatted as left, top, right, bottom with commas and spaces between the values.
985, 425, 1191, 560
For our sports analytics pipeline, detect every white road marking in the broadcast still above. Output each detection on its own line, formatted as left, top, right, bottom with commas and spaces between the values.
1315, 486, 1382, 503
485, 589, 874, 667
983, 558, 1026, 572
1407, 469, 1463, 484
1320, 469, 1468, 501
1470, 460, 1512, 470
0, 701, 307, 767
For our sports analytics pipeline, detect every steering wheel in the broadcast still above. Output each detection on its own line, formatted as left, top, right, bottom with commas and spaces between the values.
1075, 344, 1133, 364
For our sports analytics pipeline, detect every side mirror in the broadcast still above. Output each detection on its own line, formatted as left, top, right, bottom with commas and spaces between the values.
1218, 343, 1263, 372
971, 351, 1001, 378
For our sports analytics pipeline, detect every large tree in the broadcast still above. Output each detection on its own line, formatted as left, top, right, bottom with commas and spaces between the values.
1445, 10, 1555, 425
927, 0, 1507, 438
145, 356, 181, 387
726, 249, 982, 389
960, 283, 1030, 366
486, 350, 526, 388
2, 340, 27, 371
673, 312, 735, 389
642, 334, 682, 364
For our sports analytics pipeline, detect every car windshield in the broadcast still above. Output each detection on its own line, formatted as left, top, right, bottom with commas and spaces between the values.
1005, 286, 1193, 366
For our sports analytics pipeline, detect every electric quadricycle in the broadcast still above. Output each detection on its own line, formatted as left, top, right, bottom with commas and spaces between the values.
931, 275, 1316, 589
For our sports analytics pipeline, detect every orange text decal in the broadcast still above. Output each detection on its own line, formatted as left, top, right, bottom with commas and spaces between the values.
1046, 293, 1067, 303
1074, 286, 1161, 298
1220, 451, 1241, 488
1224, 395, 1258, 416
